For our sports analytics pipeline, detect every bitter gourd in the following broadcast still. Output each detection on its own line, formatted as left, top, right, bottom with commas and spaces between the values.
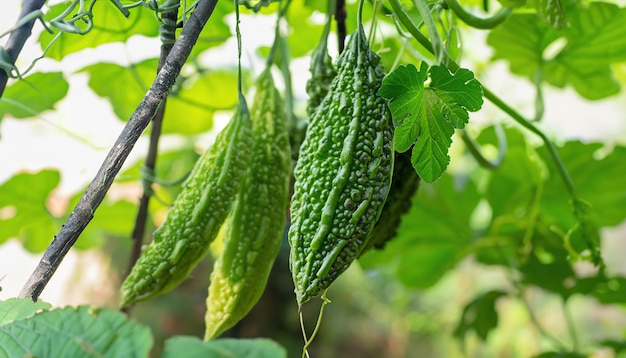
120, 98, 253, 307
288, 24, 394, 304
305, 15, 336, 118
360, 150, 420, 255
204, 68, 291, 339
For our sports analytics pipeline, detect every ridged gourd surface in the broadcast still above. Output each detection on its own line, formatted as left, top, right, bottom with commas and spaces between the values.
289, 25, 394, 304
205, 69, 291, 339
120, 101, 253, 307
360, 150, 420, 255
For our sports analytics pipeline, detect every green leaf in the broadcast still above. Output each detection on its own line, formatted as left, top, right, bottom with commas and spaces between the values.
82, 59, 240, 134
453, 290, 507, 341
0, 72, 69, 120
487, 14, 559, 79
163, 337, 287, 358
488, 3, 626, 99
378, 63, 427, 152
0, 170, 61, 252
0, 305, 152, 357
539, 142, 626, 259
379, 64, 483, 182
39, 1, 159, 61
481, 126, 542, 217
361, 174, 480, 289
0, 299, 51, 326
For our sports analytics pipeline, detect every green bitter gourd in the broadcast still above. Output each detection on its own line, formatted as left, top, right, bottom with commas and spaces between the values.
120, 98, 253, 307
288, 24, 394, 304
204, 68, 291, 339
360, 149, 420, 255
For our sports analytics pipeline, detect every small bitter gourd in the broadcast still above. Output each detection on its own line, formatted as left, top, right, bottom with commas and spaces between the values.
305, 16, 336, 118
360, 150, 420, 255
120, 98, 253, 307
204, 68, 291, 339
288, 24, 394, 304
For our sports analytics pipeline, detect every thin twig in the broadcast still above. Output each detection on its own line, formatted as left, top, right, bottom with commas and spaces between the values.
124, 5, 179, 283
19, 0, 220, 302
0, 0, 47, 96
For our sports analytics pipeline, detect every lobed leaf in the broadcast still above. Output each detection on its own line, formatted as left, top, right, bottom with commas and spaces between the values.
379, 63, 483, 182
0, 304, 152, 357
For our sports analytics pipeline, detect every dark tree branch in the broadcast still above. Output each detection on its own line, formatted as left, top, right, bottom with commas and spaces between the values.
19, 0, 220, 302
125, 8, 178, 283
0, 0, 47, 97
334, 0, 346, 53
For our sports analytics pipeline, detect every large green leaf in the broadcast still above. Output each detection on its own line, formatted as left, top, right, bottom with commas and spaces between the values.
39, 1, 159, 61
379, 63, 483, 182
360, 174, 480, 289
82, 59, 240, 134
0, 303, 152, 357
488, 3, 626, 99
0, 170, 61, 252
0, 299, 51, 326
540, 142, 626, 232
0, 72, 69, 120
163, 337, 287, 358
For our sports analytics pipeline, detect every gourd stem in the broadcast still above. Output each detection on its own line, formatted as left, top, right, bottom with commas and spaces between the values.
444, 0, 512, 30
300, 291, 331, 358
460, 123, 507, 170
412, 0, 446, 65
388, 0, 578, 199
266, 0, 291, 67
234, 0, 243, 96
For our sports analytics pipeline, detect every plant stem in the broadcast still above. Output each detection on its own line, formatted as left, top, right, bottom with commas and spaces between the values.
460, 123, 507, 170
0, 0, 47, 96
562, 298, 579, 351
444, 0, 511, 29
412, 0, 445, 64
124, 2, 179, 290
388, 0, 578, 199
19, 0, 220, 302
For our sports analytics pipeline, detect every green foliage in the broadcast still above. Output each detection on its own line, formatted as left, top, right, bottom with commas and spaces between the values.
0, 170, 61, 252
0, 72, 68, 121
0, 300, 286, 358
39, 1, 159, 61
379, 63, 483, 182
82, 59, 240, 134
488, 2, 626, 99
0, 298, 51, 325
162, 336, 287, 358
360, 173, 480, 288
0, 300, 153, 357
453, 290, 507, 341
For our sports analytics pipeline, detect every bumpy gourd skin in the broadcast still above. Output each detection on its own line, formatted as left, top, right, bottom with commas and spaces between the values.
360, 150, 420, 255
204, 69, 291, 339
120, 99, 253, 307
306, 33, 336, 118
289, 25, 394, 304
